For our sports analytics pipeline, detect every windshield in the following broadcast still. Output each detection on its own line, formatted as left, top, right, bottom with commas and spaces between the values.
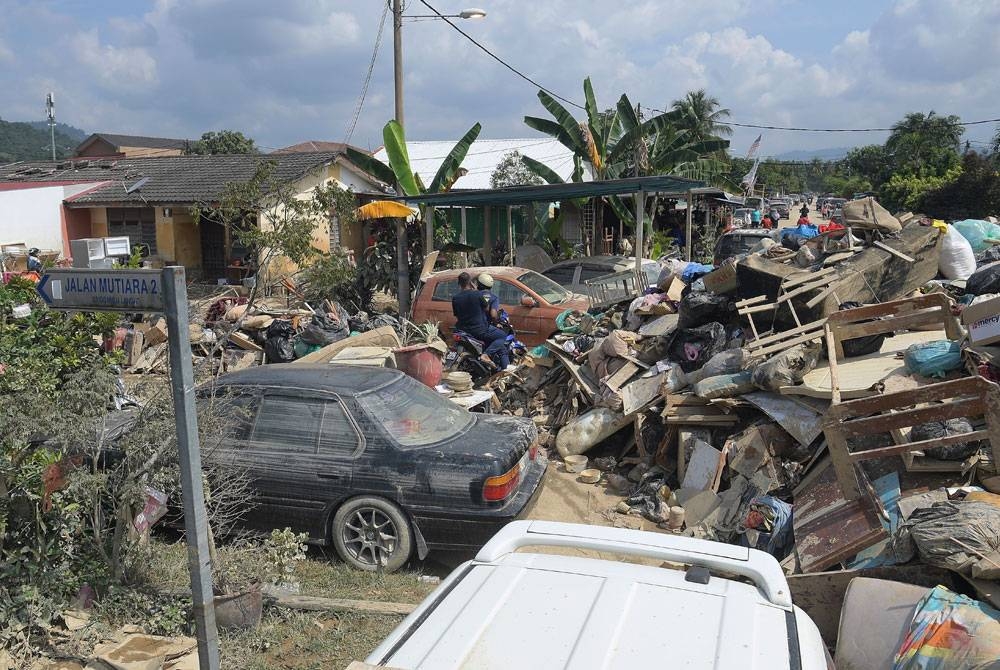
356, 375, 473, 448
641, 262, 660, 285
518, 271, 573, 304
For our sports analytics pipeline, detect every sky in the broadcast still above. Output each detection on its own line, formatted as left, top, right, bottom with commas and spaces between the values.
0, 0, 998, 158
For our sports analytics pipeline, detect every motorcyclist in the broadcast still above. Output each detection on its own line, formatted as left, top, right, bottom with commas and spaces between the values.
27, 248, 42, 273
450, 272, 510, 371
799, 204, 809, 219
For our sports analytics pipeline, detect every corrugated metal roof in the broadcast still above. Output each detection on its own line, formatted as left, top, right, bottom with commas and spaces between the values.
373, 138, 583, 190
398, 175, 705, 207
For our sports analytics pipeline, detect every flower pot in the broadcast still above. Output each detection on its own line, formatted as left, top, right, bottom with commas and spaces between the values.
213, 589, 262, 630
393, 343, 444, 387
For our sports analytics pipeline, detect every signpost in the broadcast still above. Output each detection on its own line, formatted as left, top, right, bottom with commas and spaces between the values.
37, 267, 220, 670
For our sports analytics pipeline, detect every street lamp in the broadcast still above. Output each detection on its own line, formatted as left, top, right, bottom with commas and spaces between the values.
392, 3, 487, 129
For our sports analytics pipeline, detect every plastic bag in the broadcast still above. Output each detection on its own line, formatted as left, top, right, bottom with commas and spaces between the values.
299, 312, 348, 346
903, 340, 962, 378
738, 496, 794, 560
966, 261, 1000, 295
751, 341, 821, 391
976, 245, 1000, 265
263, 319, 296, 364
693, 371, 755, 399
555, 309, 585, 334
678, 292, 734, 329
901, 501, 1000, 574
953, 218, 1000, 253
838, 301, 888, 357
666, 322, 727, 373
939, 224, 977, 280
681, 262, 715, 284
686, 348, 747, 385
893, 585, 1000, 670
910, 418, 983, 461
556, 408, 627, 457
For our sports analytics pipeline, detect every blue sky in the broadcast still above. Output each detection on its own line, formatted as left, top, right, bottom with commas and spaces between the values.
0, 0, 997, 157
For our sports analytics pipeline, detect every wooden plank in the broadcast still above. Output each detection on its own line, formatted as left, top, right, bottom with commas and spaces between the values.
826, 293, 950, 325
834, 308, 952, 341
736, 294, 769, 308
828, 376, 987, 417
296, 326, 400, 364
837, 397, 986, 437
605, 361, 641, 393
749, 330, 825, 358
272, 594, 415, 616
746, 319, 827, 350
781, 266, 837, 289
847, 430, 991, 462
775, 275, 837, 304
804, 283, 839, 309
229, 330, 264, 352
741, 303, 777, 315
873, 239, 915, 263
665, 416, 738, 425
620, 373, 664, 415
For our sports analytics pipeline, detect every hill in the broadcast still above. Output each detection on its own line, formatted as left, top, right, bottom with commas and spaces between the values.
770, 147, 850, 162
26, 120, 87, 143
0, 118, 81, 163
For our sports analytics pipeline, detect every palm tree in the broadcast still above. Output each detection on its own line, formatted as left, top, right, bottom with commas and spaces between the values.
670, 89, 733, 142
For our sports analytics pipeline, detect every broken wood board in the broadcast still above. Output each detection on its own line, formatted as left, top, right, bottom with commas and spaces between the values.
792, 459, 888, 573
620, 373, 665, 415
782, 328, 947, 400
742, 391, 823, 447
638, 312, 679, 337
681, 440, 725, 490
229, 330, 264, 352
605, 361, 641, 393
131, 343, 167, 373
297, 326, 400, 364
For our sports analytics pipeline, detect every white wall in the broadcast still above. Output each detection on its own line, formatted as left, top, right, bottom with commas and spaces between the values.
0, 183, 98, 251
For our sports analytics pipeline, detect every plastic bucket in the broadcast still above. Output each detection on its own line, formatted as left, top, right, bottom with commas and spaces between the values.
394, 343, 444, 387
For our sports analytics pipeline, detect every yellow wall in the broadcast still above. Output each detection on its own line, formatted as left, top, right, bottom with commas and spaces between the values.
90, 208, 108, 236
172, 210, 202, 268
154, 207, 176, 262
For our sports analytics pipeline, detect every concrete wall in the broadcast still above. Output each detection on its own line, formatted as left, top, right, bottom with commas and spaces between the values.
90, 207, 109, 237
171, 210, 202, 268
0, 184, 100, 254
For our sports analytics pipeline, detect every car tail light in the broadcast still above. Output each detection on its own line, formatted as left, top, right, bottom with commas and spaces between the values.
483, 459, 523, 502
529, 443, 538, 460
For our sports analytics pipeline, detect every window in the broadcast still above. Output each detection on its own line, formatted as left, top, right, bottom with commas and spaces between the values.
198, 389, 256, 441
579, 265, 613, 282
517, 271, 572, 304
318, 401, 360, 455
357, 376, 472, 448
543, 265, 578, 285
432, 279, 461, 302
493, 280, 527, 306
251, 396, 322, 453
107, 208, 157, 255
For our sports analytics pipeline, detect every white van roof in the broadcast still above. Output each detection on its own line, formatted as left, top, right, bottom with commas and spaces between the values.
367, 521, 824, 669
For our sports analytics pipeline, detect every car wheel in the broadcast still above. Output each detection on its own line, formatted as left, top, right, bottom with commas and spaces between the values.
332, 496, 413, 572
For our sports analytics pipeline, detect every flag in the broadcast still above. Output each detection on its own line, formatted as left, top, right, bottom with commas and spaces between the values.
746, 134, 762, 160
741, 157, 760, 187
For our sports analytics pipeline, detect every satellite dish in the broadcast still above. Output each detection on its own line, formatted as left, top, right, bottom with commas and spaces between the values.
125, 176, 149, 194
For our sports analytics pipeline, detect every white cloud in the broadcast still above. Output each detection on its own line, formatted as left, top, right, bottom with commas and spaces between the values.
0, 38, 13, 63
71, 30, 158, 91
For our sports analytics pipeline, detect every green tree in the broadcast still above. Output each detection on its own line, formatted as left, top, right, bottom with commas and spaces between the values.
490, 150, 543, 188
921, 152, 1000, 219
842, 144, 892, 189
189, 130, 257, 155
670, 89, 733, 142
885, 111, 963, 177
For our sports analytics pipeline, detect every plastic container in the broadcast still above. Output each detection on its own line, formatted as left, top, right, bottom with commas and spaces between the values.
394, 343, 444, 387
214, 589, 263, 630
563, 455, 588, 473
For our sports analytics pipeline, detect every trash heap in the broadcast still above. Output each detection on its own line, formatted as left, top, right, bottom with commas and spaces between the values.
499, 202, 1000, 630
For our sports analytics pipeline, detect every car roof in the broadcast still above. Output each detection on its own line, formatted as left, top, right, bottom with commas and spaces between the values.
547, 256, 656, 269
205, 363, 404, 394
722, 228, 775, 238
428, 266, 532, 282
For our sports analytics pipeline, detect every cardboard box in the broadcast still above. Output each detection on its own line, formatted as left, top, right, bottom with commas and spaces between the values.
962, 296, 1000, 346
702, 260, 737, 294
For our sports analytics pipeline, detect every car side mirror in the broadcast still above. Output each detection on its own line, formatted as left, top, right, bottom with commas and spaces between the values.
520, 296, 538, 307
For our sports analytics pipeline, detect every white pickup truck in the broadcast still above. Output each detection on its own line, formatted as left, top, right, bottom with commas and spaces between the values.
365, 520, 830, 669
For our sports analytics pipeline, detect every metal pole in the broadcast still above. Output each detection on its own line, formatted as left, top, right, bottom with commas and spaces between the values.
483, 206, 492, 264
393, 0, 404, 128
460, 207, 467, 243
685, 190, 694, 262
634, 190, 644, 275
396, 218, 410, 315
50, 122, 56, 162
162, 266, 220, 670
506, 206, 514, 266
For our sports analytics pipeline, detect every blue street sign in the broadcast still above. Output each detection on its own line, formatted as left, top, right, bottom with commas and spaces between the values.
36, 268, 165, 312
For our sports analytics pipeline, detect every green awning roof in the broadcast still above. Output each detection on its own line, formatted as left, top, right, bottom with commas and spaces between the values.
398, 174, 706, 207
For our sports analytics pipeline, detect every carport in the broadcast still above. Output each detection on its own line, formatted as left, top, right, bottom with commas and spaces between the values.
397, 174, 708, 276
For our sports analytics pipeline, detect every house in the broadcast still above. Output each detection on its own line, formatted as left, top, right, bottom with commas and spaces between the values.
0, 151, 387, 278
74, 133, 192, 158
273, 141, 364, 154
372, 138, 587, 250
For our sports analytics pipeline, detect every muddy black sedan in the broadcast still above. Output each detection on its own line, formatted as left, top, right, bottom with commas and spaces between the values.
197, 364, 546, 572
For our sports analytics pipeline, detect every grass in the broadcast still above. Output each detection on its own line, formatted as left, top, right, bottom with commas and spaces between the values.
91, 537, 441, 668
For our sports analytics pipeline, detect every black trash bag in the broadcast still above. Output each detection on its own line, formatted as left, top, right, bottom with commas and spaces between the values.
573, 334, 596, 354
976, 246, 1000, 265
838, 301, 889, 357
782, 232, 807, 251
666, 322, 727, 373
263, 319, 296, 364
751, 341, 822, 392
300, 311, 349, 346
910, 417, 984, 461
966, 260, 1000, 296
678, 291, 735, 329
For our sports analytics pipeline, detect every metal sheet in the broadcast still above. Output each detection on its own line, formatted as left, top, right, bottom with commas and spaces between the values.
743, 391, 823, 447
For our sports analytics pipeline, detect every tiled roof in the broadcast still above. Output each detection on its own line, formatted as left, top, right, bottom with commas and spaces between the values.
273, 141, 366, 154
80, 133, 191, 151
0, 152, 346, 205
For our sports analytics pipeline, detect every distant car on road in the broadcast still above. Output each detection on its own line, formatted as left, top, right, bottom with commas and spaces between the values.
713, 228, 779, 266
199, 365, 547, 572
412, 266, 590, 347
541, 255, 660, 296
830, 207, 844, 226
732, 207, 754, 228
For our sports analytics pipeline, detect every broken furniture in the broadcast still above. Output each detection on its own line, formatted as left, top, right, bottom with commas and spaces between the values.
834, 577, 929, 670
585, 267, 647, 310
824, 376, 1000, 500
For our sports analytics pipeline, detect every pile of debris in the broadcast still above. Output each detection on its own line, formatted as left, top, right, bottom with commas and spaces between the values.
494, 202, 1000, 644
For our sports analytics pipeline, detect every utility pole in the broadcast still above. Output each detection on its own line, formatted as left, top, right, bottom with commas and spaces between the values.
393, 0, 404, 128
46, 92, 56, 161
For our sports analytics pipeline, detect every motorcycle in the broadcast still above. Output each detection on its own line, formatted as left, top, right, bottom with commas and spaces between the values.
445, 309, 527, 382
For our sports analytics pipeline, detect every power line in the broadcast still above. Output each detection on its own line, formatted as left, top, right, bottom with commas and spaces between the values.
723, 117, 1000, 132
344, 3, 389, 145
414, 0, 585, 110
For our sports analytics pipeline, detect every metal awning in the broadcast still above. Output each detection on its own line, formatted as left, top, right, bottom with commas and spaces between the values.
397, 174, 705, 206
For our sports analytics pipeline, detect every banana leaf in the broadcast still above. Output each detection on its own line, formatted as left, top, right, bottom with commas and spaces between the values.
383, 120, 420, 197
523, 116, 577, 151
521, 155, 565, 185
536, 90, 585, 155
428, 122, 481, 194
344, 146, 396, 186
583, 77, 604, 158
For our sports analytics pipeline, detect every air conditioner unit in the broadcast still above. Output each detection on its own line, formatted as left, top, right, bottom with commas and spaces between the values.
71, 238, 107, 268
103, 236, 131, 257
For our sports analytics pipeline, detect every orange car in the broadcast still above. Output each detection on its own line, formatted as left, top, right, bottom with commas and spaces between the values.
411, 266, 590, 347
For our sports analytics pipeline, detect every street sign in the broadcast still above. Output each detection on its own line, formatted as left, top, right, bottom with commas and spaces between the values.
36, 268, 165, 312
